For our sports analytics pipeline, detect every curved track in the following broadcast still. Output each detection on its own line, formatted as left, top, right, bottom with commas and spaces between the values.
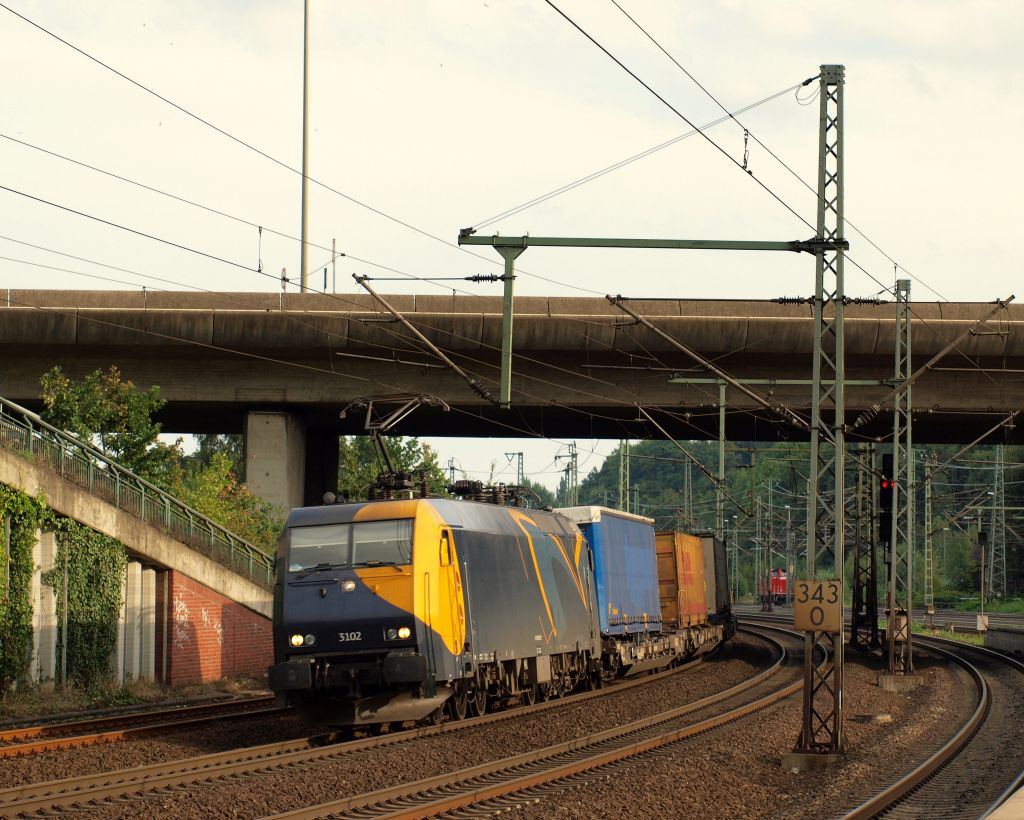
740, 611, 1024, 818
264, 626, 812, 819
844, 637, 1024, 820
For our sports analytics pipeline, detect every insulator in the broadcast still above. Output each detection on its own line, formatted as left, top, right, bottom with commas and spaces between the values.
447, 479, 483, 498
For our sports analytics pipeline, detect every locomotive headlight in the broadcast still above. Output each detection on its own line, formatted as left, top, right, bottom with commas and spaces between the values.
397, 626, 412, 639
304, 634, 316, 646
342, 579, 357, 592
386, 628, 398, 640
289, 633, 305, 647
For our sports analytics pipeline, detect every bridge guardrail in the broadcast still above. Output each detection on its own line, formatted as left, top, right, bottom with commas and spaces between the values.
0, 396, 274, 588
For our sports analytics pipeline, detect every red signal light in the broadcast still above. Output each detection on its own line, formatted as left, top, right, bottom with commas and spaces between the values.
880, 479, 894, 489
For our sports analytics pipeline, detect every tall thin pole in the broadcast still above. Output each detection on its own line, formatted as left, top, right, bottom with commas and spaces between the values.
993, 445, 1006, 598
785, 505, 793, 607
797, 64, 847, 757
716, 381, 726, 541
888, 279, 914, 675
299, 0, 310, 292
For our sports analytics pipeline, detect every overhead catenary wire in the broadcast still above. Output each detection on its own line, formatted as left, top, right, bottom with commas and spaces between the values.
0, 3, 602, 296
542, 0, 817, 235
560, 3, 1014, 448
2, 9, 1007, 470
605, 0, 946, 303
0, 201, 747, 436
603, 0, 1022, 404
467, 80, 805, 231
0, 130, 520, 299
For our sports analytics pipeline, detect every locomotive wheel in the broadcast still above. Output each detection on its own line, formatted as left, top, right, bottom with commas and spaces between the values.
447, 686, 468, 721
468, 686, 488, 717
521, 684, 537, 706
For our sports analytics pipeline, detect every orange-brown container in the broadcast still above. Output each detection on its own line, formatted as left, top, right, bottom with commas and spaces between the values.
656, 531, 709, 628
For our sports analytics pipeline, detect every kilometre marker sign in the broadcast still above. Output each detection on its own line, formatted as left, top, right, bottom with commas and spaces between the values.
793, 580, 842, 633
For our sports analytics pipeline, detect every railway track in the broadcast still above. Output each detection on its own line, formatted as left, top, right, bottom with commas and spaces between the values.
261, 625, 812, 819
0, 632, 772, 817
740, 612, 1024, 818
0, 696, 282, 758
843, 636, 1024, 820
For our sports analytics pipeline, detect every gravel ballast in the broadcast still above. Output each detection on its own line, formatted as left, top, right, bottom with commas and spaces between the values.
6, 632, 975, 819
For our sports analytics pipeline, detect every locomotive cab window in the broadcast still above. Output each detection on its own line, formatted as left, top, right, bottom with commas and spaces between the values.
288, 523, 349, 572
286, 519, 413, 571
352, 519, 413, 566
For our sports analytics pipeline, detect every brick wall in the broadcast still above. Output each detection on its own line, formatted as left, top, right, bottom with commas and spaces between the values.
166, 570, 272, 685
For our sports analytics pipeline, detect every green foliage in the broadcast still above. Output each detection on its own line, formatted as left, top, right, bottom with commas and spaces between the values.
171, 451, 282, 552
337, 436, 449, 500
38, 369, 280, 552
0, 487, 43, 693
43, 517, 126, 689
912, 623, 985, 646
39, 366, 181, 484
522, 478, 555, 508
188, 434, 244, 478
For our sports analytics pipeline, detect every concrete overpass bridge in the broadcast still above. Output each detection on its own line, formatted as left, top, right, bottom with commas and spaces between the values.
1, 290, 1020, 508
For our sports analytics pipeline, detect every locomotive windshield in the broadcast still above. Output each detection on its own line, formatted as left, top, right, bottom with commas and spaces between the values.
288, 519, 413, 571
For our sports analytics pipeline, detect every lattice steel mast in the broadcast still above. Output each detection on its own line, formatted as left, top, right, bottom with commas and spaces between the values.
992, 444, 1006, 598
850, 443, 880, 649
797, 64, 848, 756
887, 279, 914, 675
923, 453, 937, 627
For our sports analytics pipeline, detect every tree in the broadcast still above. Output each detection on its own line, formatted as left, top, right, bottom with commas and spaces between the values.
38, 367, 282, 552
521, 478, 555, 508
188, 433, 244, 477
337, 436, 449, 500
39, 366, 180, 484
171, 451, 282, 551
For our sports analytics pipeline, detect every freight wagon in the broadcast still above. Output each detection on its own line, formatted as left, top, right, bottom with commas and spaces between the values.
556, 508, 732, 676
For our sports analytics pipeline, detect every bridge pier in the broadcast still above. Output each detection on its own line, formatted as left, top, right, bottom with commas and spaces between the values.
243, 411, 337, 511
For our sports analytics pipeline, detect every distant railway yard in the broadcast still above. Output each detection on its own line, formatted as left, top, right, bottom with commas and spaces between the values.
0, 622, 1018, 818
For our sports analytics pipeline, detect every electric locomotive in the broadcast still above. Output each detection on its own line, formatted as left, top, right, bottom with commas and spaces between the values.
269, 495, 601, 727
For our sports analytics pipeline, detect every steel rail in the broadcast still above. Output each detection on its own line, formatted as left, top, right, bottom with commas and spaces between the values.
743, 615, 1024, 819
840, 639, 989, 820
0, 639, 730, 815
0, 697, 280, 758
266, 627, 808, 819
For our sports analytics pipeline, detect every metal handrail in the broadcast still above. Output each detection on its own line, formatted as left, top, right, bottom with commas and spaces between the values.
0, 395, 273, 588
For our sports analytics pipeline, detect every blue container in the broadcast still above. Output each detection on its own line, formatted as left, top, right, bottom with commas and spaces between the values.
555, 506, 661, 636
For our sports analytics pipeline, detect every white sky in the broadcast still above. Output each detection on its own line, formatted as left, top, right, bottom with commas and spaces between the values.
2, 1, 1021, 491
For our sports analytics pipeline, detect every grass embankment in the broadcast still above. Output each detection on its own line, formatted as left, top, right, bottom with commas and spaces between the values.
0, 675, 266, 721
911, 622, 985, 646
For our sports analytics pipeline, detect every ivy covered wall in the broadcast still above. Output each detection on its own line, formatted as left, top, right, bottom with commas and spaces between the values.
46, 521, 127, 688
0, 486, 42, 691
0, 485, 127, 692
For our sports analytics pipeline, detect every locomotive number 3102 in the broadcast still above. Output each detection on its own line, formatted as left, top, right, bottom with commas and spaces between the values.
337, 631, 362, 642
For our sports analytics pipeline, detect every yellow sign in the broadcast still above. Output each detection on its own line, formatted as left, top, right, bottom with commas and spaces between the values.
793, 580, 842, 633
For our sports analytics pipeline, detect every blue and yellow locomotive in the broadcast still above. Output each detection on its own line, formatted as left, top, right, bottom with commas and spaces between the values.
269, 496, 601, 726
